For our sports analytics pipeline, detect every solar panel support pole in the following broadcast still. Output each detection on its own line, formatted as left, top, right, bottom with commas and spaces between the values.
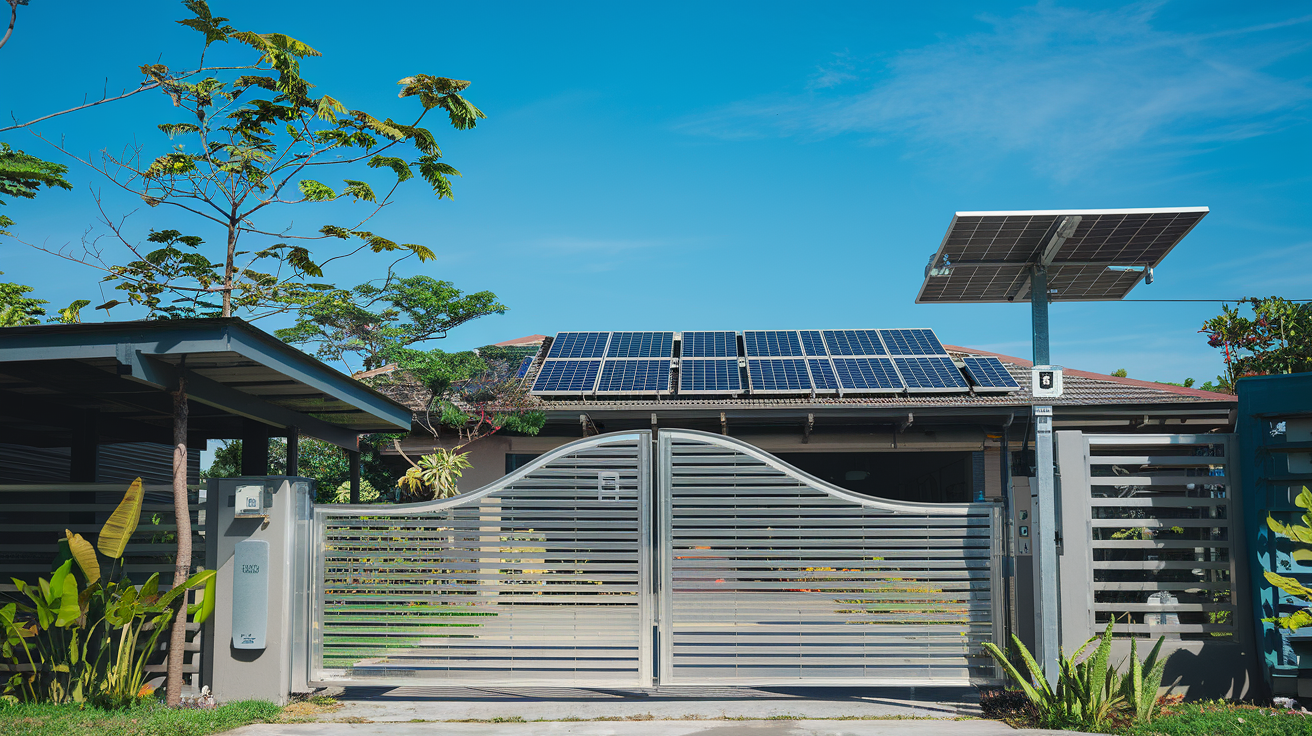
1029, 265, 1060, 686
1030, 266, 1050, 365
1032, 404, 1060, 687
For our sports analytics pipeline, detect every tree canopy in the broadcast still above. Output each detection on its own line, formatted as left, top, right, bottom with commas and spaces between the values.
1201, 296, 1312, 392
275, 275, 506, 373
8, 0, 484, 320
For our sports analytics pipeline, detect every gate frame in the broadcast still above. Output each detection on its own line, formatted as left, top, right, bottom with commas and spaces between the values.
656, 428, 1005, 687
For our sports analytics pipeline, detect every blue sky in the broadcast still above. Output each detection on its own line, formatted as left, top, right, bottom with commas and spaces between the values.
2, 0, 1310, 383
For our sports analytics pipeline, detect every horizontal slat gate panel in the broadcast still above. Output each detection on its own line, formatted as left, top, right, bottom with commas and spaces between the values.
659, 431, 1001, 686
311, 434, 649, 688
1085, 435, 1236, 639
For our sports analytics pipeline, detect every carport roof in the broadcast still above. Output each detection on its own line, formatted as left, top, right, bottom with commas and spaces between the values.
0, 318, 413, 449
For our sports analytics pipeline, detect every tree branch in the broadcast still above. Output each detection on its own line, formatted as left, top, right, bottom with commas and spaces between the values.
1, 65, 264, 133
0, 1, 17, 52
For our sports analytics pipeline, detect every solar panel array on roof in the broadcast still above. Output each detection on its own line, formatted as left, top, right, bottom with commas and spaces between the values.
962, 355, 1021, 392
529, 328, 1019, 397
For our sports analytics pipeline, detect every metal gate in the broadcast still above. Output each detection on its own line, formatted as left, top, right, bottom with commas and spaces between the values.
658, 430, 1002, 686
310, 432, 653, 687
308, 430, 1002, 687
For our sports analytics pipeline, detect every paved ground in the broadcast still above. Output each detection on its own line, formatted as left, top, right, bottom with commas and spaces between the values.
312, 685, 978, 723
223, 687, 1096, 734
229, 722, 1085, 736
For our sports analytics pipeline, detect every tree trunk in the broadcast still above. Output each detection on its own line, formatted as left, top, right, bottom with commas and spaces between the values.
166, 376, 191, 706
222, 224, 237, 317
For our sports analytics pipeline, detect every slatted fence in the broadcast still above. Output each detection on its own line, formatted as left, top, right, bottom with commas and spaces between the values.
0, 482, 206, 686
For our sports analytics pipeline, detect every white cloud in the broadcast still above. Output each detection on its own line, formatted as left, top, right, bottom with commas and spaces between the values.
677, 3, 1312, 178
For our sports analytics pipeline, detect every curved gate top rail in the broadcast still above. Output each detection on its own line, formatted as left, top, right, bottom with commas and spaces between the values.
658, 429, 1003, 687
310, 431, 653, 688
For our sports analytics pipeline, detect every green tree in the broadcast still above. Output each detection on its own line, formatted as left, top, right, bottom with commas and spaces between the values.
276, 276, 506, 373
0, 271, 46, 326
11, 0, 483, 320
202, 436, 397, 504
1201, 297, 1312, 393
0, 143, 72, 236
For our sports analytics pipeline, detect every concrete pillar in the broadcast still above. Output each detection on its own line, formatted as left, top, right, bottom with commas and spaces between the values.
202, 477, 313, 704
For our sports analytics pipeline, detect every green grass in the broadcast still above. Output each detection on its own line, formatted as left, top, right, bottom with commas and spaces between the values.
1115, 701, 1312, 736
0, 699, 281, 736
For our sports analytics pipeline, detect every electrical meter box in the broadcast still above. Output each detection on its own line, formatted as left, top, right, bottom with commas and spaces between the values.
1032, 365, 1064, 398
235, 484, 264, 515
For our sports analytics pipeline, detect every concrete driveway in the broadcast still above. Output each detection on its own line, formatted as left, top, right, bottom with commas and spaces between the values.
227, 722, 1088, 735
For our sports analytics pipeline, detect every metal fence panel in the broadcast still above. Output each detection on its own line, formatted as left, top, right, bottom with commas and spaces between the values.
310, 432, 651, 687
1084, 434, 1237, 639
658, 429, 1002, 686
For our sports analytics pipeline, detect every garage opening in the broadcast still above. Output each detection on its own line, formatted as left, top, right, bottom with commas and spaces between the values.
774, 451, 975, 503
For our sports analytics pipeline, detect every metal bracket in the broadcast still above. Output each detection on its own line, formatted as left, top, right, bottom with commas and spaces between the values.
803, 413, 814, 444
720, 412, 728, 436
898, 412, 914, 433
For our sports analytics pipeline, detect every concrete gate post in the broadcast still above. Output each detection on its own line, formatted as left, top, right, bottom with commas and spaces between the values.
202, 476, 314, 704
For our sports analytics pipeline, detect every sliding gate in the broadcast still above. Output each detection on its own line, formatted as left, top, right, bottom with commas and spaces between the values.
308, 430, 1002, 687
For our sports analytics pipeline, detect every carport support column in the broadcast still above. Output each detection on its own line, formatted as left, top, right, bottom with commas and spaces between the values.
1030, 266, 1060, 687
240, 418, 269, 476
348, 445, 361, 504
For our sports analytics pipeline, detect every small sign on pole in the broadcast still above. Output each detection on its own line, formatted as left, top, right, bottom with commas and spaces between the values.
1032, 365, 1063, 398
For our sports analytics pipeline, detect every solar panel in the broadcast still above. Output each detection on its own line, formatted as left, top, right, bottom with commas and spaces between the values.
822, 329, 886, 356
962, 356, 1021, 392
515, 355, 534, 379
799, 330, 828, 356
894, 356, 969, 392
530, 359, 601, 394
917, 208, 1209, 303
595, 359, 671, 394
807, 358, 839, 391
606, 331, 674, 358
743, 330, 803, 357
747, 358, 811, 393
679, 358, 742, 393
879, 329, 947, 356
832, 357, 904, 392
547, 332, 610, 359
682, 331, 738, 358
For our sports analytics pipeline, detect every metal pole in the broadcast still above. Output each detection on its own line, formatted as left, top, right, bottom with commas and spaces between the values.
1031, 266, 1050, 365
1033, 405, 1059, 687
1030, 265, 1059, 686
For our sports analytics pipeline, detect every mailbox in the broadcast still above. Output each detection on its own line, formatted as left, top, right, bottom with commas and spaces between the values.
232, 539, 269, 649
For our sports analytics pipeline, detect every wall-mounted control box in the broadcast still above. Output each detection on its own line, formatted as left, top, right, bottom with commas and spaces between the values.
235, 484, 264, 515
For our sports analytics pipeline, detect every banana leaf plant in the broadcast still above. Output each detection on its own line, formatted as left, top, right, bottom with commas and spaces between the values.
1, 478, 215, 706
